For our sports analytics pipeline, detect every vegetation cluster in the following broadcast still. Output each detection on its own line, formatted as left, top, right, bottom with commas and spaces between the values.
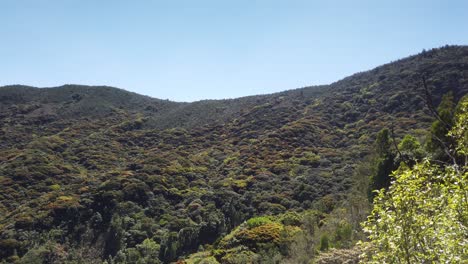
0, 46, 467, 263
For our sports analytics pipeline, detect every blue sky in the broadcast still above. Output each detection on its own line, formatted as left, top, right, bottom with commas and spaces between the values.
1, 0, 467, 102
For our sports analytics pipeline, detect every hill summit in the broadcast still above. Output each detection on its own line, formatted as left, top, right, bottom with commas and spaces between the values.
0, 45, 467, 263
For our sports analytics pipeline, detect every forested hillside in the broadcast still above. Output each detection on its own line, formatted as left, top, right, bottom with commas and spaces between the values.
0, 46, 467, 263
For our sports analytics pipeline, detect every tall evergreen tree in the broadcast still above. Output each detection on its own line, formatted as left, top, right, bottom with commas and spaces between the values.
368, 128, 397, 201
426, 92, 456, 162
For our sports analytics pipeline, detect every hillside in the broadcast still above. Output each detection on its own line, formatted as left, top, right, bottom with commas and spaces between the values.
0, 45, 467, 263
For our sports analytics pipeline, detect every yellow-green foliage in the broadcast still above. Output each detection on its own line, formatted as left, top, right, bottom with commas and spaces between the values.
298, 151, 321, 166
362, 95, 468, 263
362, 162, 468, 263
219, 176, 253, 191
1, 48, 466, 264
214, 214, 303, 262
235, 222, 283, 244
315, 247, 362, 264
185, 253, 220, 264
118, 116, 146, 131
49, 184, 61, 191
57, 196, 73, 201
164, 160, 208, 175
15, 214, 34, 228
232, 179, 248, 189
223, 155, 238, 165
0, 176, 12, 186
449, 95, 468, 155
46, 195, 80, 210
246, 216, 273, 228
219, 246, 258, 264
29, 135, 67, 152
279, 211, 302, 226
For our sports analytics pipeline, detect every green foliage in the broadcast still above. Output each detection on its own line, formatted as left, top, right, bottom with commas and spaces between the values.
183, 251, 221, 264
374, 128, 392, 157
279, 212, 302, 226
314, 247, 361, 264
235, 222, 283, 245
284, 212, 318, 263
368, 128, 397, 200
319, 234, 330, 251
362, 105, 468, 263
362, 162, 468, 263
398, 134, 420, 152
449, 95, 468, 157
297, 152, 321, 167
333, 221, 353, 248
0, 239, 21, 259
190, 209, 363, 263
49, 184, 61, 191
246, 217, 273, 228
113, 238, 161, 264
398, 134, 424, 161
1, 46, 467, 263
426, 91, 456, 161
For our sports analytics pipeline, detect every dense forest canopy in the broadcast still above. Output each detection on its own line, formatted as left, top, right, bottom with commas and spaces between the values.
0, 45, 467, 263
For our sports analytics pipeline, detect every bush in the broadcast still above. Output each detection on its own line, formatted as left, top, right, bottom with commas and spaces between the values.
279, 212, 302, 226
320, 234, 330, 251
236, 223, 283, 244
49, 184, 61, 191
246, 217, 272, 228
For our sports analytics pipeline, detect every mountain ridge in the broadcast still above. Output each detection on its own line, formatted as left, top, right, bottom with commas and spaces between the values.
0, 45, 467, 263
2, 46, 467, 131
3, 45, 467, 104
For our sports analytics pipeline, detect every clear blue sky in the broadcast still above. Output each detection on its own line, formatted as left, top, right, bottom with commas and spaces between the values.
1, 0, 467, 102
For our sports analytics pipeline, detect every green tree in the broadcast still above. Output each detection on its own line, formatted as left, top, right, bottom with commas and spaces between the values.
319, 234, 329, 252
426, 92, 456, 161
375, 128, 392, 157
368, 129, 397, 200
361, 96, 468, 263
398, 134, 424, 163
449, 95, 468, 163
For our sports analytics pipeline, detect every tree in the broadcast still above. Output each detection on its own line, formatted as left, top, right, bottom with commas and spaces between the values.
398, 134, 424, 163
426, 92, 456, 162
368, 129, 397, 200
375, 128, 392, 157
449, 95, 468, 165
361, 96, 468, 263
319, 234, 330, 252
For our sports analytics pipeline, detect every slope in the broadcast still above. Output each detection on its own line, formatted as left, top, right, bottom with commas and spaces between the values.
0, 45, 467, 263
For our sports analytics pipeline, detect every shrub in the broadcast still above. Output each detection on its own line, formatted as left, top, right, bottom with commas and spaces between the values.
319, 234, 330, 251
362, 162, 468, 262
235, 222, 283, 244
49, 184, 61, 191
246, 217, 272, 228
279, 212, 302, 226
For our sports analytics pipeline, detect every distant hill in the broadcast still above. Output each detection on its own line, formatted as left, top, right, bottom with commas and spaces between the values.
0, 45, 467, 263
